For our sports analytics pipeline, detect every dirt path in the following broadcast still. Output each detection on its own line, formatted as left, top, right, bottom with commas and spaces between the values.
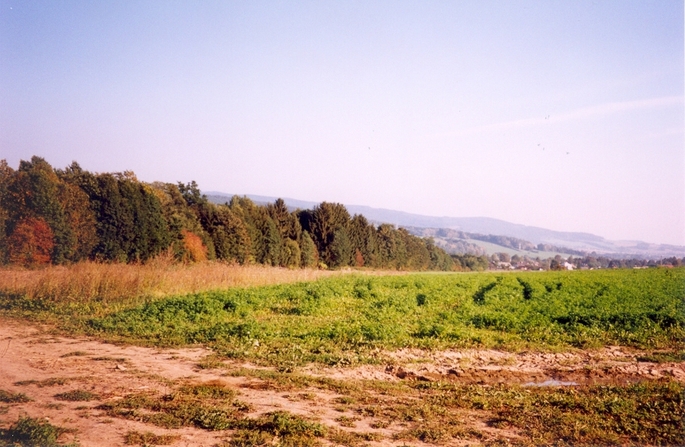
1, 319, 683, 446
0, 319, 227, 446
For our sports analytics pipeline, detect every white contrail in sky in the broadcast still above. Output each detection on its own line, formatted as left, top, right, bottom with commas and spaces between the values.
436, 95, 683, 138
554, 95, 683, 122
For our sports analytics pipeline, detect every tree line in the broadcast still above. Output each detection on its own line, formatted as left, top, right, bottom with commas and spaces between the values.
0, 156, 464, 271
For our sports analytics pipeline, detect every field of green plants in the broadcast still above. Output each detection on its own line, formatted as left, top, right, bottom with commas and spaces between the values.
11, 268, 673, 367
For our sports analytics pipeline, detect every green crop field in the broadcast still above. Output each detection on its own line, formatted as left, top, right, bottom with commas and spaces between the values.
36, 268, 677, 366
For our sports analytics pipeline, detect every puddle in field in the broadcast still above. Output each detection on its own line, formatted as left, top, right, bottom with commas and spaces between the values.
523, 379, 579, 387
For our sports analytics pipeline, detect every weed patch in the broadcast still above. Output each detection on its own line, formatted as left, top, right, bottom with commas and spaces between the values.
98, 383, 250, 430
404, 380, 685, 446
0, 390, 31, 404
0, 416, 76, 447
334, 415, 360, 427
54, 390, 100, 402
14, 378, 70, 388
100, 382, 329, 446
60, 351, 90, 358
91, 356, 127, 362
327, 429, 382, 446
234, 371, 683, 446
238, 411, 326, 439
124, 430, 179, 446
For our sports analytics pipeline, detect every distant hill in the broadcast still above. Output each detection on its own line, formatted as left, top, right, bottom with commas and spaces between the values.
205, 192, 685, 258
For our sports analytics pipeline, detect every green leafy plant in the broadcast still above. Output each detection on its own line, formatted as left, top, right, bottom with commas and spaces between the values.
124, 430, 179, 446
54, 390, 99, 402
0, 390, 30, 404
0, 416, 76, 447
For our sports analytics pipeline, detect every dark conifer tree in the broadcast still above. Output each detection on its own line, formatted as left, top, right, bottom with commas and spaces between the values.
57, 182, 97, 261
70, 171, 171, 262
376, 223, 397, 268
299, 230, 318, 268
348, 214, 378, 267
0, 160, 14, 263
135, 181, 171, 260
309, 202, 350, 266
229, 196, 264, 264
260, 213, 282, 266
267, 198, 301, 240
210, 205, 252, 264
296, 208, 314, 235
69, 171, 129, 261
282, 238, 301, 268
329, 228, 352, 267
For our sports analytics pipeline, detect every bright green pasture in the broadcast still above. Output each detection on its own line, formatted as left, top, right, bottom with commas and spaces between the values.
83, 268, 684, 366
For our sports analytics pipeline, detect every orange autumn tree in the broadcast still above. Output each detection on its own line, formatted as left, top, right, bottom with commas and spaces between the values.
7, 217, 55, 266
181, 229, 208, 262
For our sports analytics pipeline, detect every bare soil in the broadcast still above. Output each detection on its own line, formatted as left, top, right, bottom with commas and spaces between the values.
1, 318, 683, 447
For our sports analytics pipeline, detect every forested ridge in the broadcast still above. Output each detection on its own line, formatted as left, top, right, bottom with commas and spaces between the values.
0, 156, 473, 270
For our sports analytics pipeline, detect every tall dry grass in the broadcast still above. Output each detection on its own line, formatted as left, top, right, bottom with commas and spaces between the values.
0, 257, 340, 303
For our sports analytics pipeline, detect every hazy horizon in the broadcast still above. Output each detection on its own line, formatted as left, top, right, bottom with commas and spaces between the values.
203, 189, 685, 247
2, 1, 683, 245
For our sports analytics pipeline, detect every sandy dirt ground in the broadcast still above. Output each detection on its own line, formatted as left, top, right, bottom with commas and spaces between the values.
1, 318, 683, 447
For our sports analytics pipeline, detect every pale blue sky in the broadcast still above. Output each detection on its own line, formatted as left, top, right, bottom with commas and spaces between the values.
1, 1, 683, 245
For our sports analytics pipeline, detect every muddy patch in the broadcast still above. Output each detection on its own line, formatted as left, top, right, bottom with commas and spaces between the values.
311, 347, 685, 386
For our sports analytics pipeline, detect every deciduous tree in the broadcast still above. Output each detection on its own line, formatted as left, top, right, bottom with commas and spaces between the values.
181, 229, 208, 262
5, 157, 75, 263
7, 217, 55, 266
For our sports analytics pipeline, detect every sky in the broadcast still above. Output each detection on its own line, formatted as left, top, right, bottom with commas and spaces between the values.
1, 1, 683, 245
